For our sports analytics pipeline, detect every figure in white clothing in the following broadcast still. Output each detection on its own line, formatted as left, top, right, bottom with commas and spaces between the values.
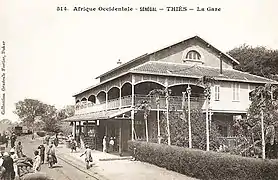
102, 136, 107, 152
109, 137, 114, 152
33, 150, 41, 173
10, 148, 19, 177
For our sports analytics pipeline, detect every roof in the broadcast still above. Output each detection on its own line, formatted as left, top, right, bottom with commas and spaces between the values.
130, 61, 278, 84
63, 108, 132, 122
95, 35, 239, 79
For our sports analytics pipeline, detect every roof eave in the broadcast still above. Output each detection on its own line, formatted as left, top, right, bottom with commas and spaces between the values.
129, 70, 277, 85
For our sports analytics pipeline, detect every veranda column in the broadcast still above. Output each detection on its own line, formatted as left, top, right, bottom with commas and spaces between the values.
261, 94, 266, 159
187, 85, 192, 148
157, 99, 161, 144
119, 87, 122, 109
205, 87, 211, 151
131, 75, 135, 140
119, 120, 122, 155
73, 121, 76, 139
165, 80, 171, 145
105, 92, 108, 111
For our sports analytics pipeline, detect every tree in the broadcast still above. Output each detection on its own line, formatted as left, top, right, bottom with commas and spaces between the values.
14, 99, 46, 129
13, 99, 73, 133
57, 105, 75, 135
232, 83, 278, 158
40, 104, 59, 132
227, 45, 278, 81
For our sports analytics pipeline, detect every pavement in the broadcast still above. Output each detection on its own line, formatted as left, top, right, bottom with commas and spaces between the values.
55, 143, 198, 180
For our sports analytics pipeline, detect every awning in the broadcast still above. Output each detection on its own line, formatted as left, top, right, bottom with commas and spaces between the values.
63, 108, 132, 122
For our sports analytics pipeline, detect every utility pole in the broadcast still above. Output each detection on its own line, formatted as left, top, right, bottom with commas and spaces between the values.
187, 85, 192, 148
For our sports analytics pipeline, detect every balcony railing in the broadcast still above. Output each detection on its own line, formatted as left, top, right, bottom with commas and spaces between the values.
75, 94, 205, 115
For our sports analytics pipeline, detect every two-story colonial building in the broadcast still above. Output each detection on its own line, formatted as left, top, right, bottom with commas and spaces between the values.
64, 36, 277, 154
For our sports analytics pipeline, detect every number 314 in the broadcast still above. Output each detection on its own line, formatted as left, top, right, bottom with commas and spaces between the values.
57, 7, 67, 11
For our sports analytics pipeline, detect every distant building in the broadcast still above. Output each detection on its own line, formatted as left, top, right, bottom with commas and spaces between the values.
64, 36, 278, 153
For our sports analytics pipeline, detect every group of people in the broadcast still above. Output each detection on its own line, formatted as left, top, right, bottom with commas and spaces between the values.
0, 133, 17, 149
0, 131, 60, 180
0, 141, 25, 180
102, 136, 117, 153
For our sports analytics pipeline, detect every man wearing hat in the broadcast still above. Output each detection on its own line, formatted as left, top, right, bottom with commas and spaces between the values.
2, 152, 15, 180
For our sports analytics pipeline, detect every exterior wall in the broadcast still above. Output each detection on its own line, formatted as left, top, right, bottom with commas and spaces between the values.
152, 39, 233, 69
99, 38, 234, 83
210, 81, 260, 113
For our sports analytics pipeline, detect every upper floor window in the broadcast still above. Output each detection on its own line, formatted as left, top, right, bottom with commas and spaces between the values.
186, 50, 201, 60
214, 85, 220, 101
232, 83, 240, 101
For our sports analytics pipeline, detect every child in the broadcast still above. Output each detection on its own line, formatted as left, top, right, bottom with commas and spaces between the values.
33, 150, 41, 173
80, 145, 93, 169
38, 144, 45, 164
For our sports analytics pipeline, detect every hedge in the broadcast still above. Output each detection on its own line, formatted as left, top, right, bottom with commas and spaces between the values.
128, 140, 278, 180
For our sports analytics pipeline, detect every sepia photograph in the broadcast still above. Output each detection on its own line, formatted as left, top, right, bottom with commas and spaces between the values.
0, 0, 278, 179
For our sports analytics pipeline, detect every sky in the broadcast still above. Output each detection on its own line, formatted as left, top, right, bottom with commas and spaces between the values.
0, 0, 278, 121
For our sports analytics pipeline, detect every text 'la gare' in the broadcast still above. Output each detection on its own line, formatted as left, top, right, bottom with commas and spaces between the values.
197, 7, 221, 11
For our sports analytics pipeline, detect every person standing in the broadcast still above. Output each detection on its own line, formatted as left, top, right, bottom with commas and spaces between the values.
10, 133, 16, 148
2, 152, 15, 180
33, 150, 41, 173
4, 133, 9, 148
31, 131, 35, 140
102, 136, 107, 153
9, 148, 18, 178
109, 137, 114, 153
38, 145, 45, 164
15, 142, 23, 158
47, 145, 57, 167
80, 145, 93, 169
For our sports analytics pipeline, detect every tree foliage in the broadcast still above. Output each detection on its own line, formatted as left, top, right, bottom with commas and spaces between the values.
227, 45, 278, 81
232, 84, 278, 157
14, 98, 75, 133
14, 99, 46, 127
169, 109, 221, 151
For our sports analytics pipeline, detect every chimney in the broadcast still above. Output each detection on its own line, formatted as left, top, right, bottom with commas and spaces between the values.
219, 53, 223, 75
117, 59, 122, 65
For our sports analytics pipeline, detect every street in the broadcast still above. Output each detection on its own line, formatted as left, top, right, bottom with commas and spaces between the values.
16, 135, 98, 180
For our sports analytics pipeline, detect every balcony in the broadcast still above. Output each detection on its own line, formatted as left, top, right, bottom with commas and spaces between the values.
75, 94, 205, 115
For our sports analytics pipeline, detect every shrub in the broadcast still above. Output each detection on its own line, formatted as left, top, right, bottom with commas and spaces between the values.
128, 140, 278, 180
36, 131, 46, 137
